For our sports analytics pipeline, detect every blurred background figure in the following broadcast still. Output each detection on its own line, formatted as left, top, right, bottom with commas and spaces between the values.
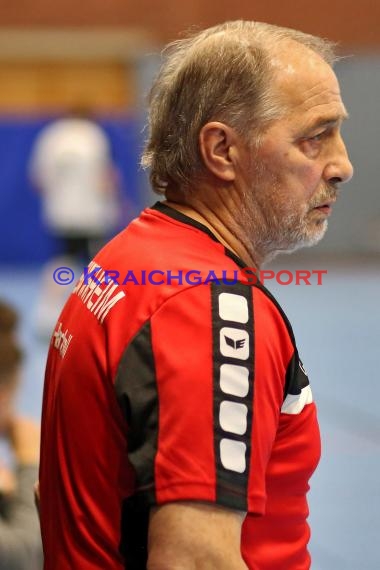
29, 108, 121, 338
29, 107, 120, 264
0, 300, 42, 570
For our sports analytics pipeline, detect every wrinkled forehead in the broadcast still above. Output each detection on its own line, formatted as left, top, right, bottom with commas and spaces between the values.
269, 41, 346, 116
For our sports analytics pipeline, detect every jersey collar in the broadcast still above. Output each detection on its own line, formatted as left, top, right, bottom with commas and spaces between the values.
151, 201, 247, 270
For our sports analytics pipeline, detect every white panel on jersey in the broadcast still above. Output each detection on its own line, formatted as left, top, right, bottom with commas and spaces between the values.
218, 293, 249, 323
220, 364, 249, 397
220, 327, 249, 360
220, 438, 247, 473
281, 385, 313, 415
219, 401, 248, 435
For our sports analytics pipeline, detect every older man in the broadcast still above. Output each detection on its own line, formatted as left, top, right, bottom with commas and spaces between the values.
39, 21, 353, 570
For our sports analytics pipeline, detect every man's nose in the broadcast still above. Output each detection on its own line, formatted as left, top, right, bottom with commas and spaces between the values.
324, 136, 354, 185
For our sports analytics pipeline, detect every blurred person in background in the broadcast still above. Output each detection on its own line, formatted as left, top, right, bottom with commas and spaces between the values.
0, 300, 42, 570
39, 21, 353, 570
29, 107, 120, 263
29, 107, 121, 339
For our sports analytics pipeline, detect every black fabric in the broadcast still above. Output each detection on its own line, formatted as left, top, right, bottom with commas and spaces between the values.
119, 496, 149, 569
284, 352, 310, 399
115, 321, 158, 497
210, 282, 254, 511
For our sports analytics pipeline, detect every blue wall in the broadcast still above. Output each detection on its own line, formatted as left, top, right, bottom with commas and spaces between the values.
0, 114, 145, 264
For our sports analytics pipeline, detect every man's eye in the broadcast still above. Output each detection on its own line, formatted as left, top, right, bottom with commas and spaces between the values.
309, 131, 325, 141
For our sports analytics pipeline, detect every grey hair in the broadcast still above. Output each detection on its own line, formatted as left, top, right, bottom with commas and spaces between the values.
141, 20, 337, 194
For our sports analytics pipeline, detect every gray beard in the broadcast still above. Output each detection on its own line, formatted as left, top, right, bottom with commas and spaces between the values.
257, 208, 328, 260
239, 180, 337, 265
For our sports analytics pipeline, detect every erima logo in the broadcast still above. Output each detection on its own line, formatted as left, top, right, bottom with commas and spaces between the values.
224, 335, 246, 350
220, 327, 249, 360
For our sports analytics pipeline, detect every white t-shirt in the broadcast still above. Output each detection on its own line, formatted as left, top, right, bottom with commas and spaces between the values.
30, 118, 119, 236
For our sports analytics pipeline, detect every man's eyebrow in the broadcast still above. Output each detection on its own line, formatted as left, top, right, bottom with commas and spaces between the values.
301, 111, 349, 134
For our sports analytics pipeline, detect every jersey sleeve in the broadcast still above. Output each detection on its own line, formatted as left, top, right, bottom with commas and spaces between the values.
114, 281, 294, 515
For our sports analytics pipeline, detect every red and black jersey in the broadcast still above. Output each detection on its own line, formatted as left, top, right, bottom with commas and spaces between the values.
39, 202, 321, 570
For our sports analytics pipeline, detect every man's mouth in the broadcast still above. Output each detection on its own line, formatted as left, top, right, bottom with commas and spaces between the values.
312, 199, 336, 215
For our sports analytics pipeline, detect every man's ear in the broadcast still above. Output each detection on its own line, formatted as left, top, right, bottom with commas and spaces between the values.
199, 122, 238, 181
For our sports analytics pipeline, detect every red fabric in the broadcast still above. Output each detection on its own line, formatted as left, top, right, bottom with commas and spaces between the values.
151, 287, 217, 503
40, 205, 321, 569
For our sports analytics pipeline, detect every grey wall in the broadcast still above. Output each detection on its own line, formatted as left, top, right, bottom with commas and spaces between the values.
321, 55, 380, 254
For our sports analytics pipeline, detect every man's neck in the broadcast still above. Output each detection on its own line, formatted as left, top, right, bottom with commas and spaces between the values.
163, 197, 265, 269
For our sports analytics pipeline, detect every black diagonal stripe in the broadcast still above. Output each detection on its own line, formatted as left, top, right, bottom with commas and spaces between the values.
114, 321, 157, 568
284, 352, 310, 397
211, 282, 254, 511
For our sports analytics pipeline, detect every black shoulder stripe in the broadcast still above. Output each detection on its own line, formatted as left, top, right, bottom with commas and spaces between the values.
211, 282, 254, 511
